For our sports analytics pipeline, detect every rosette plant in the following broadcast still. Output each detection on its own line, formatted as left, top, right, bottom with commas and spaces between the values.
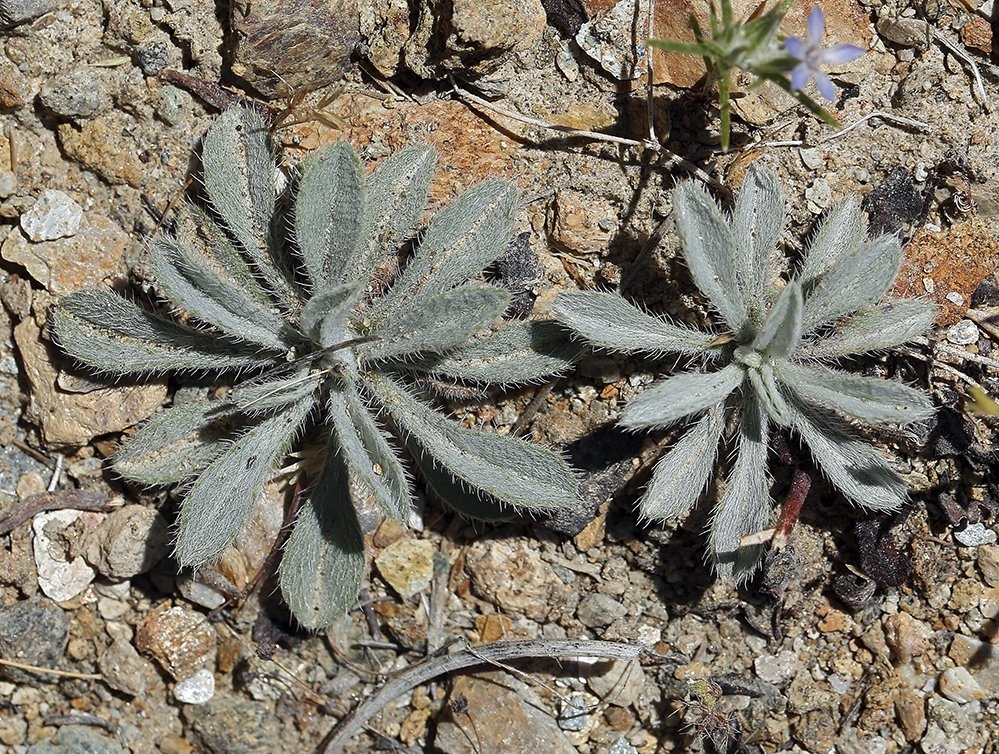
53, 106, 580, 628
553, 164, 935, 579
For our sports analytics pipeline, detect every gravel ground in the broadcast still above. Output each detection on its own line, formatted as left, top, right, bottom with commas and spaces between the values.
1, 1, 999, 753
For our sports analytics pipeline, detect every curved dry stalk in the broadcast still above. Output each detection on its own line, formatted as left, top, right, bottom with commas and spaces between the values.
317, 639, 679, 753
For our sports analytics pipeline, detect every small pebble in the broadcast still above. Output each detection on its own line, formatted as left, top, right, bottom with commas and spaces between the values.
977, 545, 999, 587
954, 522, 997, 547
0, 170, 17, 198
945, 319, 979, 345
585, 659, 646, 707
135, 605, 216, 680
945, 291, 965, 307
0, 0, 60, 27
805, 178, 832, 211
135, 40, 169, 75
754, 650, 802, 684
98, 637, 150, 697
557, 692, 588, 731
0, 598, 70, 684
83, 505, 171, 579
799, 147, 825, 170
38, 70, 107, 119
938, 667, 983, 704
577, 593, 627, 628
19, 189, 83, 241
174, 668, 216, 705
374, 537, 435, 599
608, 737, 639, 754
25, 726, 123, 754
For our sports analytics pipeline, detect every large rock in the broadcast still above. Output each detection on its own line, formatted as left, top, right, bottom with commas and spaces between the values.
227, 0, 360, 99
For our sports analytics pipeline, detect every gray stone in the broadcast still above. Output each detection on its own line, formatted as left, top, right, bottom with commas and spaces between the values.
576, 593, 627, 628
26, 726, 123, 754
435, 671, 577, 754
38, 70, 109, 119
20, 189, 83, 241
174, 668, 216, 704
557, 692, 588, 731
954, 521, 997, 547
0, 0, 59, 27
98, 637, 152, 697
187, 696, 286, 754
83, 505, 171, 579
945, 319, 980, 346
922, 697, 985, 754
135, 40, 169, 76
0, 597, 70, 683
938, 667, 983, 704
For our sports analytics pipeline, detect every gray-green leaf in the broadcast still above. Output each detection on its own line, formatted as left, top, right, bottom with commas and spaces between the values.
800, 234, 902, 333
638, 404, 726, 521
776, 361, 935, 426
731, 163, 784, 318
620, 364, 744, 429
361, 285, 510, 362
328, 384, 411, 521
421, 320, 582, 384
279, 448, 365, 629
201, 106, 298, 307
367, 180, 517, 322
797, 300, 936, 358
797, 196, 864, 288
114, 399, 236, 486
52, 289, 281, 376
295, 141, 364, 291
710, 397, 772, 581
174, 396, 313, 566
791, 402, 908, 511
368, 373, 578, 512
552, 291, 716, 356
674, 181, 749, 335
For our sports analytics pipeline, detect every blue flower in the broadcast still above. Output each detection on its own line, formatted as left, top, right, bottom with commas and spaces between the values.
784, 5, 865, 101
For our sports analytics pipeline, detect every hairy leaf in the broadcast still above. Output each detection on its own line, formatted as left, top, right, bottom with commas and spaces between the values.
405, 442, 518, 521
638, 404, 726, 521
710, 397, 772, 581
295, 142, 364, 291
797, 300, 936, 358
299, 281, 365, 345
800, 234, 902, 333
279, 449, 365, 629
420, 320, 582, 384
150, 234, 294, 350
369, 374, 578, 512
752, 281, 802, 359
791, 402, 908, 511
175, 204, 275, 308
114, 399, 236, 486
748, 361, 792, 426
552, 291, 716, 355
353, 145, 436, 278
229, 367, 322, 415
361, 286, 510, 362
367, 180, 517, 322
52, 289, 280, 375
200, 106, 298, 307
621, 364, 744, 429
776, 361, 934, 425
328, 384, 411, 520
731, 163, 784, 317
798, 196, 864, 288
174, 396, 313, 566
674, 181, 749, 335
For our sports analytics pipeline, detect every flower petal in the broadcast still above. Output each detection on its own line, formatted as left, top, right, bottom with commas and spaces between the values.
807, 4, 825, 45
816, 43, 865, 66
789, 62, 811, 92
784, 36, 807, 60
814, 70, 836, 101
